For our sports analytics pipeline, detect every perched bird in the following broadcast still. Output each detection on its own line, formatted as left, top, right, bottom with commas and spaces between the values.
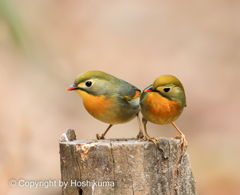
67, 70, 143, 139
140, 75, 187, 156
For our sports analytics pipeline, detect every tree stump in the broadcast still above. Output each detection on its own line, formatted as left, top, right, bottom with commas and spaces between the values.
59, 129, 196, 195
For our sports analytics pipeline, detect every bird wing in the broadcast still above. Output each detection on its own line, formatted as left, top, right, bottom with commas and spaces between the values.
116, 79, 141, 102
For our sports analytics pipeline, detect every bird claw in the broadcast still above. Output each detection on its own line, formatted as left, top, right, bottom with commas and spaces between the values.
96, 133, 105, 140
137, 132, 144, 140
174, 134, 187, 157
143, 135, 158, 146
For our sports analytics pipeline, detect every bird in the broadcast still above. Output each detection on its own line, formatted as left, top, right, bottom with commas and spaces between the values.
140, 75, 187, 157
67, 70, 143, 140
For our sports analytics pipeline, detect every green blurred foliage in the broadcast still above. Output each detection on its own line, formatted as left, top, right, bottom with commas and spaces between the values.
0, 0, 29, 51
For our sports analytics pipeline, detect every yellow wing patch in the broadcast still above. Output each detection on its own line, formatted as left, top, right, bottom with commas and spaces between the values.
123, 90, 141, 101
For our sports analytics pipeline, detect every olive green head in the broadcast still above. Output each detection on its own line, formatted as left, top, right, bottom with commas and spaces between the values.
149, 75, 186, 106
74, 71, 112, 85
67, 70, 113, 96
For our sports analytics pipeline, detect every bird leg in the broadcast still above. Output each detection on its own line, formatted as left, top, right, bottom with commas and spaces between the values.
136, 112, 144, 139
142, 118, 158, 145
96, 124, 113, 140
172, 122, 187, 157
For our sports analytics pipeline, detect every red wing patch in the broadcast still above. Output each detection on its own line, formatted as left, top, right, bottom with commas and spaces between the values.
133, 90, 141, 99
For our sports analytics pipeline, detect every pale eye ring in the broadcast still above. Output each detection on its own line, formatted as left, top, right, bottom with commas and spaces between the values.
164, 88, 170, 92
85, 81, 92, 87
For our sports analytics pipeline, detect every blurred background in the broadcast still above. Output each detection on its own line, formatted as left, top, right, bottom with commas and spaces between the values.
1, 0, 240, 194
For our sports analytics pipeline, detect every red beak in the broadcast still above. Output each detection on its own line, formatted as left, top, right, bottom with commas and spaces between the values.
66, 84, 76, 91
144, 86, 155, 92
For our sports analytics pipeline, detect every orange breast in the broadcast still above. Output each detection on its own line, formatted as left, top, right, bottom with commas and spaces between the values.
76, 90, 113, 118
146, 92, 182, 123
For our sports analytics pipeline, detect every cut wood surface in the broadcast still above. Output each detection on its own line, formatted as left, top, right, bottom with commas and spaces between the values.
59, 129, 196, 195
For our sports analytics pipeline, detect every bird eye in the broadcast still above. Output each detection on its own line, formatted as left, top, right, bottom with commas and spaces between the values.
85, 81, 92, 87
164, 88, 170, 92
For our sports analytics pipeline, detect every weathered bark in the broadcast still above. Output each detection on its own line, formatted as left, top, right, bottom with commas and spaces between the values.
59, 129, 196, 195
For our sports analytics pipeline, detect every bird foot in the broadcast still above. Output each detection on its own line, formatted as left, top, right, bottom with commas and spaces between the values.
96, 134, 105, 140
143, 135, 158, 146
137, 132, 144, 140
174, 134, 187, 157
